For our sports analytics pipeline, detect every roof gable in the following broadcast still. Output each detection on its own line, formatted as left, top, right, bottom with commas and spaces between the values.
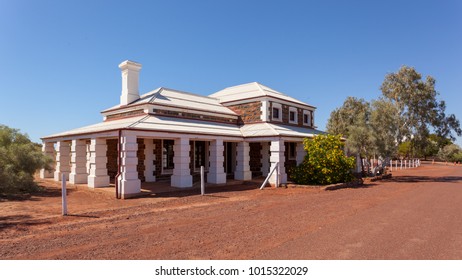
209, 82, 315, 108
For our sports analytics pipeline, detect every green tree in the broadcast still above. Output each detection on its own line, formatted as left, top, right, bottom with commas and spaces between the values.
0, 125, 52, 193
370, 98, 399, 158
380, 66, 461, 152
398, 141, 412, 158
291, 135, 355, 185
326, 96, 370, 139
326, 97, 372, 173
437, 144, 462, 162
419, 134, 452, 160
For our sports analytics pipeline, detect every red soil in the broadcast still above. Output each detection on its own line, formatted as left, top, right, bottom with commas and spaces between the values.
1, 162, 462, 259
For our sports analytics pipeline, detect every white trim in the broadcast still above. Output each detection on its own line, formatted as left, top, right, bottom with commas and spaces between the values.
271, 102, 282, 122
289, 107, 298, 124
260, 99, 269, 122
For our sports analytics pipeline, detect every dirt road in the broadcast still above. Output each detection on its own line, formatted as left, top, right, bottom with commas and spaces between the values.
1, 163, 462, 259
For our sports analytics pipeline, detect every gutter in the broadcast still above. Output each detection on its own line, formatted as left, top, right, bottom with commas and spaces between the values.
115, 129, 122, 199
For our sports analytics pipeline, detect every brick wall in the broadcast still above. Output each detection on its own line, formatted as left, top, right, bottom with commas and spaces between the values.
227, 101, 262, 124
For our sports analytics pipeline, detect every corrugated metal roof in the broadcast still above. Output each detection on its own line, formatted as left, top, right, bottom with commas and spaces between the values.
240, 122, 325, 138
103, 87, 237, 115
43, 115, 242, 139
210, 82, 315, 108
44, 115, 324, 140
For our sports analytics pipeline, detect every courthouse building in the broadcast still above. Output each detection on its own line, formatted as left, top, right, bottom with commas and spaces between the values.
41, 60, 323, 198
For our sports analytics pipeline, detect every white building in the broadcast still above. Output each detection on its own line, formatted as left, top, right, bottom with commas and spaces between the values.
41, 60, 324, 198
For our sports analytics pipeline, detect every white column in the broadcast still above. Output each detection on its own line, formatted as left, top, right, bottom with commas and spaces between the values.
235, 141, 252, 180
295, 142, 305, 165
261, 142, 270, 176
208, 139, 226, 184
69, 139, 88, 184
117, 135, 141, 197
54, 141, 70, 181
260, 100, 269, 122
87, 138, 110, 188
144, 139, 156, 182
171, 138, 192, 188
86, 142, 91, 174
269, 140, 287, 185
40, 141, 54, 178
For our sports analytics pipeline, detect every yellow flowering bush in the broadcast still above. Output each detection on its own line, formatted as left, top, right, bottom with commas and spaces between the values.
290, 134, 355, 185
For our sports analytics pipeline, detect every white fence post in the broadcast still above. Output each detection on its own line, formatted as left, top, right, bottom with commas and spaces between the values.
62, 173, 67, 216
200, 166, 205, 196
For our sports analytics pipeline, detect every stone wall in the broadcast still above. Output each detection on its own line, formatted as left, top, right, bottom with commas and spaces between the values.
152, 139, 163, 178
269, 101, 315, 129
227, 101, 262, 124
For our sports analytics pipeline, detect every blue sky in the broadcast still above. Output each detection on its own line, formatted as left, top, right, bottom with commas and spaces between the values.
1, 0, 461, 145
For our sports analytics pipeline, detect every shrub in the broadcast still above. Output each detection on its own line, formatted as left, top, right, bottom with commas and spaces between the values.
0, 125, 52, 193
290, 134, 355, 185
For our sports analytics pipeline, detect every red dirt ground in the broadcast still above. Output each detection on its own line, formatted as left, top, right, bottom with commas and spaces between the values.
1, 162, 462, 259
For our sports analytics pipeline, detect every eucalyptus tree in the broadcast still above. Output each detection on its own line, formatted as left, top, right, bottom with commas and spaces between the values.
327, 97, 372, 173
370, 98, 399, 158
380, 66, 461, 155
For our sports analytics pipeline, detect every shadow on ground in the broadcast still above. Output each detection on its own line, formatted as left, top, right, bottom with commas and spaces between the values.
0, 185, 73, 202
139, 182, 260, 199
389, 176, 462, 183
0, 215, 51, 231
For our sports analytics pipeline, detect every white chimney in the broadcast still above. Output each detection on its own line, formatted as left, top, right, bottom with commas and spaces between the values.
119, 60, 142, 106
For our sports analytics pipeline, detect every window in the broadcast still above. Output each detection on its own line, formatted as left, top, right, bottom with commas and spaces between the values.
288, 142, 296, 159
303, 110, 311, 126
289, 107, 298, 124
272, 107, 280, 119
162, 140, 174, 173
194, 141, 206, 170
272, 103, 282, 121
